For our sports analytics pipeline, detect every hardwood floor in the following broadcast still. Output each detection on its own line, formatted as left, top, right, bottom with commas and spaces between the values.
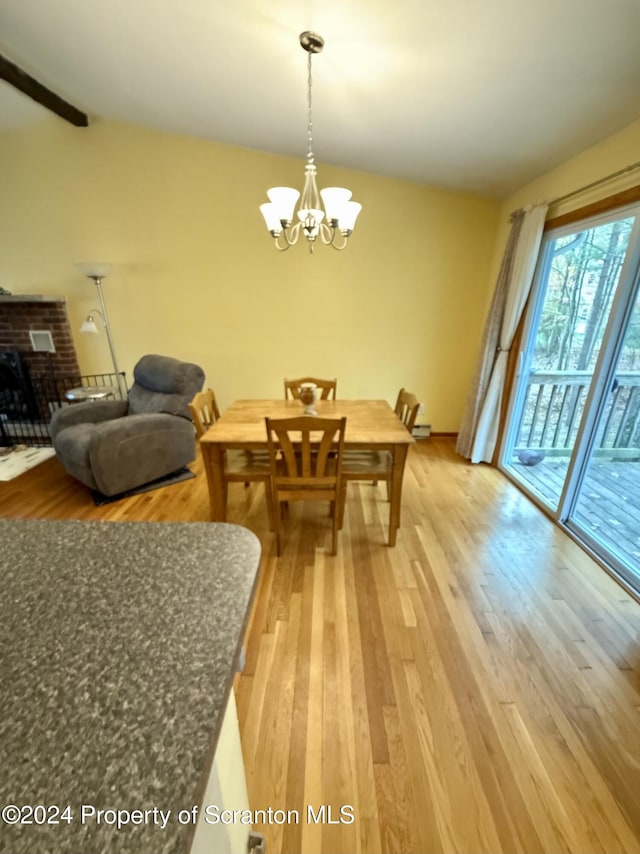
1, 438, 639, 853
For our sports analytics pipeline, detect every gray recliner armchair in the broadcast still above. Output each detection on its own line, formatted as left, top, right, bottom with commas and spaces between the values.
50, 354, 205, 497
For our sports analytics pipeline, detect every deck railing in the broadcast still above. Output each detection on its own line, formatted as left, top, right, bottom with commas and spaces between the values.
516, 370, 640, 459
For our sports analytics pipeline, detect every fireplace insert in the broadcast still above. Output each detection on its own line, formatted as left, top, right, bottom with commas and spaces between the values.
0, 351, 39, 426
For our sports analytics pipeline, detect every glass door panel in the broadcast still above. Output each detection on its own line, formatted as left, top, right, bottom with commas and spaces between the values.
567, 278, 640, 581
503, 213, 635, 510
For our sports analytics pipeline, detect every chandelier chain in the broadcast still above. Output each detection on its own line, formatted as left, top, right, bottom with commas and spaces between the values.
306, 51, 314, 166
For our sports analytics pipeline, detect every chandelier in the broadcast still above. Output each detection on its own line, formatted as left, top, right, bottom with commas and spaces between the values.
259, 31, 362, 252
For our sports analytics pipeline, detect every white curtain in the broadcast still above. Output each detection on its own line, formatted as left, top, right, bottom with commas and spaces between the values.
456, 211, 522, 460
470, 203, 548, 463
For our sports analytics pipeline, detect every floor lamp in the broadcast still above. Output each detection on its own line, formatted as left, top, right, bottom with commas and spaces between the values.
77, 263, 125, 397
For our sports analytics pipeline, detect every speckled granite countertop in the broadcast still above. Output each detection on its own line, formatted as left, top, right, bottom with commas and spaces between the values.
0, 519, 261, 854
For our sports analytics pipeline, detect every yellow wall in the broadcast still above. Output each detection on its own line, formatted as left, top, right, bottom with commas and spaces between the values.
0, 118, 499, 431
484, 117, 640, 309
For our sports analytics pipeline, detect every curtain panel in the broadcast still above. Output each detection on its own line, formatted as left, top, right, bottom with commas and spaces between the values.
456, 203, 548, 463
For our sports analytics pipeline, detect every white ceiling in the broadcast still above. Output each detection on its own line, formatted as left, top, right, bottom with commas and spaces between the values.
1, 0, 640, 197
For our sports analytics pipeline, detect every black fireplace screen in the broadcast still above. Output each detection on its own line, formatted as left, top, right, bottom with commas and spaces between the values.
0, 351, 39, 422
0, 351, 126, 446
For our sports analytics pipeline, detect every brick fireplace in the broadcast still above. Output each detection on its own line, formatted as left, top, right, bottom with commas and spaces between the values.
0, 295, 80, 378
0, 295, 82, 445
0, 295, 125, 445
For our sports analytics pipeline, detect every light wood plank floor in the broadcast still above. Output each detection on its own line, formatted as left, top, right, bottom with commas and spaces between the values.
1, 438, 639, 854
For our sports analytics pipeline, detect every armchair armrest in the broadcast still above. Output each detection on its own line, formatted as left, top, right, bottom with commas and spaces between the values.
50, 400, 129, 442
89, 413, 196, 496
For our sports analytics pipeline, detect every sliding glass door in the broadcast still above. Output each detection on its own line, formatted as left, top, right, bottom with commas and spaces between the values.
565, 274, 640, 586
501, 203, 640, 591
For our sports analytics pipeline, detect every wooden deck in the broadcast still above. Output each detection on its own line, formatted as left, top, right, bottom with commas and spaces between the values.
508, 457, 640, 573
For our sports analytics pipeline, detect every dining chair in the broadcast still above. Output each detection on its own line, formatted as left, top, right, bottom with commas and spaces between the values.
393, 388, 421, 432
189, 388, 221, 437
265, 415, 347, 556
342, 388, 421, 497
190, 389, 274, 528
284, 377, 337, 400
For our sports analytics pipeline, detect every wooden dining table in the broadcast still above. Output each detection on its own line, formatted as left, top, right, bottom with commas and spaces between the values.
199, 399, 415, 546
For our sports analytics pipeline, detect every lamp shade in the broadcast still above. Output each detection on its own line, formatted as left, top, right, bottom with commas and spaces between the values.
338, 201, 362, 232
319, 187, 352, 221
80, 318, 99, 334
76, 262, 112, 279
267, 187, 301, 224
259, 203, 284, 234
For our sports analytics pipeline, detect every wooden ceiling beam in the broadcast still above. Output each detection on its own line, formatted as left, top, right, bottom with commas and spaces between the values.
0, 52, 89, 127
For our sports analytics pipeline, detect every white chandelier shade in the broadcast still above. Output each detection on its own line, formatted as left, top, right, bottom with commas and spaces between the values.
259, 32, 362, 252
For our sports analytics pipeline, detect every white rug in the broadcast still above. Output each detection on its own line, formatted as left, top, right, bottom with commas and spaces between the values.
0, 446, 56, 481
